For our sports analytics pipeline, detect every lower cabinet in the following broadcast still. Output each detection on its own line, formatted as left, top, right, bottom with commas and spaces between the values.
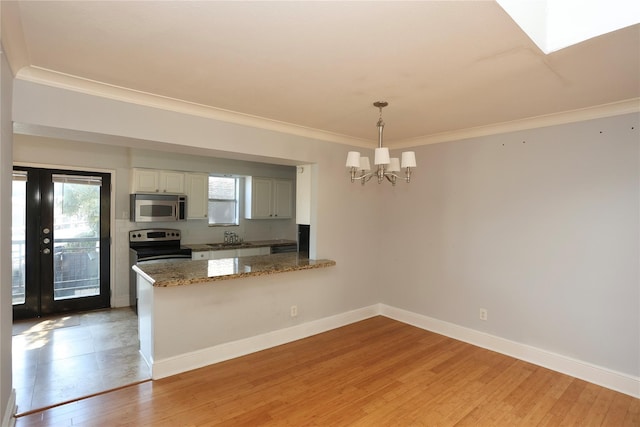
209, 249, 238, 260
236, 247, 270, 257
192, 251, 209, 260
191, 246, 270, 260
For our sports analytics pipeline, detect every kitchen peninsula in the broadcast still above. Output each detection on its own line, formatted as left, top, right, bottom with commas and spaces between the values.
132, 252, 336, 379
133, 252, 336, 287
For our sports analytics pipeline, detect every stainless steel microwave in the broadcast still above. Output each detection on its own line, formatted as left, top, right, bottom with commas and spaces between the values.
130, 193, 187, 222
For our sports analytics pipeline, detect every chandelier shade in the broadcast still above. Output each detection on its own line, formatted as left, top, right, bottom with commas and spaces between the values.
374, 147, 390, 165
388, 157, 400, 173
345, 151, 360, 168
359, 156, 371, 172
346, 101, 416, 186
401, 151, 417, 168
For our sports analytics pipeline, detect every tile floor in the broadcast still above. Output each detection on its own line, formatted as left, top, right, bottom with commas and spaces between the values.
12, 307, 151, 415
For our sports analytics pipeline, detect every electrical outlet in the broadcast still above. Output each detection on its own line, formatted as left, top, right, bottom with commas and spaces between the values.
290, 305, 298, 318
479, 308, 488, 321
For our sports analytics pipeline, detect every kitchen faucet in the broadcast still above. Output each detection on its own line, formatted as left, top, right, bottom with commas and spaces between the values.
224, 231, 242, 244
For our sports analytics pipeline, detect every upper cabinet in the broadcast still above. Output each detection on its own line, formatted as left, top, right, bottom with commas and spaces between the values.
159, 171, 185, 193
132, 168, 184, 194
185, 173, 209, 219
273, 179, 293, 218
245, 177, 293, 219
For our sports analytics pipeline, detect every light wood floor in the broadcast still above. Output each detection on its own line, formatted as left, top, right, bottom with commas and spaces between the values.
15, 316, 639, 426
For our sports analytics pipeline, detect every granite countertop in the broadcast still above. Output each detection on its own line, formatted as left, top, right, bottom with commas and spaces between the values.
185, 239, 297, 252
133, 252, 336, 287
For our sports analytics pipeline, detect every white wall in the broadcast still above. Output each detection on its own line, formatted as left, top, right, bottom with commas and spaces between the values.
7, 79, 638, 389
10, 80, 383, 322
380, 113, 640, 377
0, 41, 14, 423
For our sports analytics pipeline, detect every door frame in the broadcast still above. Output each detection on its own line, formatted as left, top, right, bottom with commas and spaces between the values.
13, 162, 116, 317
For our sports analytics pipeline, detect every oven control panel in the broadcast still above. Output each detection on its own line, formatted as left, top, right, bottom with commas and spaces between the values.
129, 228, 181, 243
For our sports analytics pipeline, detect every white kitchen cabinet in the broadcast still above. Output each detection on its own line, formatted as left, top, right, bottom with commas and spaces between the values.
131, 168, 159, 193
245, 177, 293, 219
245, 177, 272, 218
209, 249, 238, 260
273, 179, 293, 218
185, 173, 209, 219
160, 171, 185, 193
191, 251, 209, 260
193, 246, 270, 260
237, 246, 270, 257
132, 168, 185, 194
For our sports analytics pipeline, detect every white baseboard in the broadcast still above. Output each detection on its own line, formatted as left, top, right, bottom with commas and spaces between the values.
379, 304, 640, 399
111, 296, 131, 308
149, 303, 639, 398
151, 304, 380, 379
1, 389, 16, 427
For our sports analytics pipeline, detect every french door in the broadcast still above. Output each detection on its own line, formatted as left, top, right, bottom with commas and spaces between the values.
12, 167, 111, 320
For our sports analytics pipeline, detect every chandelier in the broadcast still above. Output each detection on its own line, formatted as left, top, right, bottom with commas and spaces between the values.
345, 101, 416, 186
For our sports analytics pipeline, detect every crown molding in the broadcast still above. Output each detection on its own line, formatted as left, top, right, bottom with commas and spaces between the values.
15, 66, 639, 150
394, 98, 640, 149
15, 66, 371, 148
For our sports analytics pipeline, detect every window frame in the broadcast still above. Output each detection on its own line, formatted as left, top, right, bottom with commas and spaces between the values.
207, 175, 240, 227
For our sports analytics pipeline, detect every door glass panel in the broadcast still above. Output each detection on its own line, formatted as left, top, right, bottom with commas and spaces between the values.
52, 174, 102, 300
12, 172, 27, 305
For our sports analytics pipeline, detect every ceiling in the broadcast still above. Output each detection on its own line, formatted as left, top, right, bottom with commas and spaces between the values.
2, 1, 639, 148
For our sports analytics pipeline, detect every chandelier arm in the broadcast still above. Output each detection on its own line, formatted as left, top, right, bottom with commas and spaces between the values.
349, 169, 374, 184
383, 172, 397, 186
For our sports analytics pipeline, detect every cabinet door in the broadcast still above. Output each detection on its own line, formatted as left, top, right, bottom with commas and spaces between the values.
209, 249, 237, 260
273, 179, 293, 218
159, 171, 185, 193
191, 251, 210, 260
236, 247, 269, 257
185, 173, 209, 219
246, 177, 273, 219
132, 169, 159, 193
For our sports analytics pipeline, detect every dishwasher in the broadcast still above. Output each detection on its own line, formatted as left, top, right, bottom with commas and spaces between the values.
270, 243, 298, 254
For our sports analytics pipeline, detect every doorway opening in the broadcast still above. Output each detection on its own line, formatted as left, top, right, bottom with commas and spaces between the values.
12, 167, 111, 319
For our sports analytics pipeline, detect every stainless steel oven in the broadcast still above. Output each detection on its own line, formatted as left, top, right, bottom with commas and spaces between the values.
129, 228, 191, 311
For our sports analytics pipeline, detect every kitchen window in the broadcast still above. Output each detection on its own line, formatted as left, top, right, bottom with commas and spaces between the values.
208, 176, 239, 226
